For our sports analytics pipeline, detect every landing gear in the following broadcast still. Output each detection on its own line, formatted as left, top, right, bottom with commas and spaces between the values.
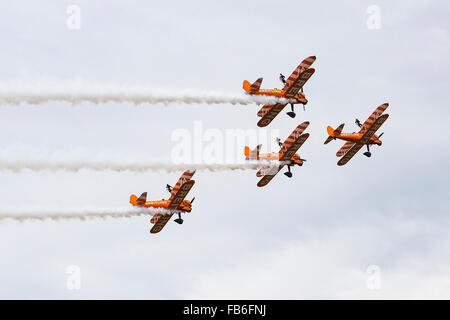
286, 104, 296, 118
174, 212, 183, 224
284, 166, 293, 178
363, 145, 371, 157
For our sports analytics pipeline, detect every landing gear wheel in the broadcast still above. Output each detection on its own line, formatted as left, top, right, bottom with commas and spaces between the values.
364, 145, 371, 158
174, 213, 183, 224
286, 104, 296, 118
286, 112, 296, 118
284, 171, 293, 178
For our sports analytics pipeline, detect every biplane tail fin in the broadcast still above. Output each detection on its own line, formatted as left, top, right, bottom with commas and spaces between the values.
324, 124, 344, 144
244, 144, 262, 160
243, 78, 263, 93
130, 192, 147, 206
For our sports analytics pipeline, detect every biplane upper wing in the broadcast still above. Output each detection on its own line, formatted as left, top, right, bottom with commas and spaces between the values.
257, 102, 288, 127
256, 164, 283, 187
284, 68, 315, 98
359, 103, 389, 134
279, 122, 310, 155
337, 114, 389, 166
280, 133, 310, 161
359, 113, 389, 145
282, 56, 316, 91
150, 169, 196, 234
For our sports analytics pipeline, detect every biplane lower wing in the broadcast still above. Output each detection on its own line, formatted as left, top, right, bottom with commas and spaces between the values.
257, 103, 287, 127
150, 212, 174, 234
337, 143, 364, 166
336, 141, 355, 157
257, 164, 283, 187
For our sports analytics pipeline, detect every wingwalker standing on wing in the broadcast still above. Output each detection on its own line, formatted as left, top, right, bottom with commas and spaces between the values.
242, 56, 316, 127
244, 122, 310, 187
129, 169, 196, 233
324, 103, 389, 166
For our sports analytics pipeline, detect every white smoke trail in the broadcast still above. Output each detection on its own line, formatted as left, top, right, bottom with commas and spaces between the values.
0, 207, 171, 222
0, 83, 295, 106
0, 157, 270, 173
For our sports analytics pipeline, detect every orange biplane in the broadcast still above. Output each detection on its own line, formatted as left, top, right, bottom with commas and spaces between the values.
244, 122, 310, 187
324, 103, 390, 166
243, 56, 316, 127
130, 169, 196, 233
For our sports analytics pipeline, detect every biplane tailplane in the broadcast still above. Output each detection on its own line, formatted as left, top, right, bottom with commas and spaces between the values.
324, 124, 344, 144
333, 124, 345, 136
243, 78, 263, 93
136, 192, 147, 205
324, 135, 334, 145
130, 192, 147, 206
244, 145, 262, 160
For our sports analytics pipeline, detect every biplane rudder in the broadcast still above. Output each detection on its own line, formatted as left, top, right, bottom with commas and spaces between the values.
130, 194, 138, 205
243, 78, 263, 93
243, 80, 252, 93
244, 145, 261, 160
131, 192, 147, 206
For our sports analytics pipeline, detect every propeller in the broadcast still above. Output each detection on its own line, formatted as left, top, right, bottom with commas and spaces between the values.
355, 119, 362, 128
166, 184, 172, 192
378, 132, 384, 138
190, 197, 195, 204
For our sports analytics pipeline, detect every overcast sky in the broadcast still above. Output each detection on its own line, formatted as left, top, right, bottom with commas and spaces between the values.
0, 0, 449, 299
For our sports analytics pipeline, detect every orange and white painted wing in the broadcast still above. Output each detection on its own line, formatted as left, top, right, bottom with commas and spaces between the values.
359, 113, 389, 145
150, 179, 196, 233
279, 122, 309, 154
336, 141, 355, 157
283, 56, 316, 91
337, 143, 364, 166
280, 133, 310, 161
168, 180, 195, 210
257, 103, 287, 127
284, 68, 315, 98
150, 213, 163, 224
256, 164, 283, 187
150, 212, 174, 233
169, 169, 196, 201
359, 103, 389, 134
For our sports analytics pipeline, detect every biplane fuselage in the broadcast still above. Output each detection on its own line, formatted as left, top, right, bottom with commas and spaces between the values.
129, 169, 196, 233
247, 152, 304, 166
331, 132, 382, 146
248, 88, 308, 105
130, 198, 193, 213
